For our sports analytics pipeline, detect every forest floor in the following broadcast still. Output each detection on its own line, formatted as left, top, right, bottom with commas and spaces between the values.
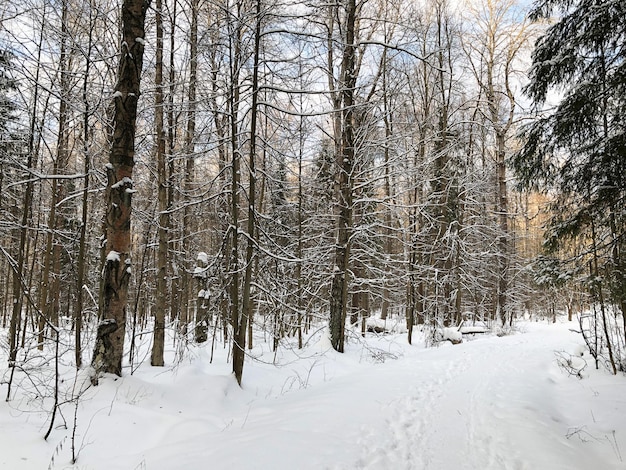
1, 318, 625, 470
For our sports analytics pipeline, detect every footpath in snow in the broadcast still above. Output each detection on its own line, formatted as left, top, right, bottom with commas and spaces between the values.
1, 320, 625, 470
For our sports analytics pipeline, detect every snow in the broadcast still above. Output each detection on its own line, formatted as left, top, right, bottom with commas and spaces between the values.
440, 326, 463, 343
193, 266, 207, 278
1, 320, 625, 469
198, 289, 210, 298
106, 250, 120, 262
111, 177, 133, 189
196, 251, 209, 264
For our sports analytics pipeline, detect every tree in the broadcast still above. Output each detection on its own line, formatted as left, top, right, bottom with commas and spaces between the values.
328, 0, 358, 353
91, 0, 150, 382
179, 0, 199, 337
151, 0, 167, 367
397, 0, 465, 333
38, 0, 73, 350
232, 0, 263, 385
425, 0, 462, 329
514, 0, 626, 352
7, 29, 41, 380
464, 0, 530, 325
74, 0, 99, 370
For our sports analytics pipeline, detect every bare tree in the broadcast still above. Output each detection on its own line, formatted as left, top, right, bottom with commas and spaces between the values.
232, 0, 262, 385
179, 0, 199, 335
463, 0, 530, 325
327, 0, 358, 353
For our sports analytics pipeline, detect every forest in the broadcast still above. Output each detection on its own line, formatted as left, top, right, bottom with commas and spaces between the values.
0, 0, 625, 464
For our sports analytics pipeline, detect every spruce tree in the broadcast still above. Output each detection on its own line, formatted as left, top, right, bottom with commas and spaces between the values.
0, 48, 20, 279
0, 49, 21, 174
0, 49, 23, 252
514, 0, 626, 339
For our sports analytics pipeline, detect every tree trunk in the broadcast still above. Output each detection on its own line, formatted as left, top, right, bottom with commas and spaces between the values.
92, 0, 149, 380
180, 0, 198, 335
151, 0, 167, 367
74, 6, 96, 369
233, 0, 262, 385
381, 63, 393, 322
227, 0, 243, 379
329, 0, 357, 353
166, 0, 180, 326
495, 132, 509, 326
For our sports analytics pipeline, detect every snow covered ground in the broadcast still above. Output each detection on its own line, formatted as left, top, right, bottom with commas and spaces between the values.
1, 319, 625, 470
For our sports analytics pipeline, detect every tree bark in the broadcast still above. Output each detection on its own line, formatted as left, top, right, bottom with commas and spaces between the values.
151, 0, 167, 367
92, 0, 149, 379
495, 132, 509, 325
227, 0, 243, 378
180, 0, 198, 335
329, 0, 357, 353
233, 0, 262, 385
74, 5, 96, 369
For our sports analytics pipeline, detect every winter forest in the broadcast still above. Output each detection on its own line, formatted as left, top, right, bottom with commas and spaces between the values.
0, 0, 625, 468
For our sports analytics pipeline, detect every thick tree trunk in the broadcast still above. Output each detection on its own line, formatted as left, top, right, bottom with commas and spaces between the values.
92, 0, 149, 380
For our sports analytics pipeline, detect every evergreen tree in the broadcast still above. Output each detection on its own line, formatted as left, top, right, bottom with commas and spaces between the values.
514, 1, 626, 341
0, 49, 21, 176
0, 50, 18, 131
0, 49, 24, 263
